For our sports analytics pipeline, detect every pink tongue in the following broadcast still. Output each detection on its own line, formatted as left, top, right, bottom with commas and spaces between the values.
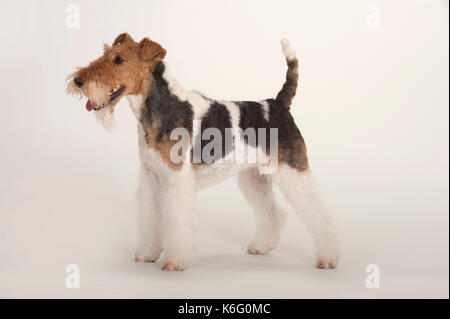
85, 100, 94, 112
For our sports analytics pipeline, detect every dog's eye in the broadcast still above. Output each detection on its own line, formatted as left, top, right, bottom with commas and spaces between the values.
113, 56, 124, 64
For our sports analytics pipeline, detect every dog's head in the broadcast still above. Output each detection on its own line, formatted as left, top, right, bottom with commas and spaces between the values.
66, 33, 166, 128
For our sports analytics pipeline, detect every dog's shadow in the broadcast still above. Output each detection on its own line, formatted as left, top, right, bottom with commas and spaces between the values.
108, 252, 315, 280
191, 253, 308, 273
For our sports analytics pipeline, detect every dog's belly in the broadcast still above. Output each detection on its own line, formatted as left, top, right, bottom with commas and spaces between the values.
194, 162, 254, 190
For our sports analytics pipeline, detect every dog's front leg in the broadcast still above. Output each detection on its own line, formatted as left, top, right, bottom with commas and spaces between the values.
135, 168, 163, 263
160, 170, 196, 271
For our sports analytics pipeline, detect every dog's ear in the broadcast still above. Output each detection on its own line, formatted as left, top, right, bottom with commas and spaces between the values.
113, 33, 133, 46
139, 38, 166, 63
103, 43, 111, 52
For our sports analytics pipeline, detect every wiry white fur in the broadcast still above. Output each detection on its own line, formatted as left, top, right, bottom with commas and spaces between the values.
281, 38, 296, 61
134, 165, 162, 262
158, 167, 196, 271
238, 169, 287, 254
126, 94, 143, 118
95, 107, 116, 132
272, 167, 340, 268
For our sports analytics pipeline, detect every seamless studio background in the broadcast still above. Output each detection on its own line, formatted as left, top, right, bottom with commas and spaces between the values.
0, 0, 448, 298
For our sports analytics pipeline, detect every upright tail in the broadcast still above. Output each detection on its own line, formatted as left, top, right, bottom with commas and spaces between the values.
276, 39, 299, 109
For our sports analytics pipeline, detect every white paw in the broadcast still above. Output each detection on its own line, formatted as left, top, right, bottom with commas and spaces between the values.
315, 242, 340, 269
161, 256, 190, 271
134, 246, 162, 263
247, 241, 277, 255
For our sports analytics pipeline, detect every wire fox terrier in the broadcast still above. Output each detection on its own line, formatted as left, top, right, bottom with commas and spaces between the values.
67, 33, 340, 271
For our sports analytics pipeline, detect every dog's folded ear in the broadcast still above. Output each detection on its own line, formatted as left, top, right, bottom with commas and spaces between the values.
113, 33, 133, 46
139, 37, 166, 64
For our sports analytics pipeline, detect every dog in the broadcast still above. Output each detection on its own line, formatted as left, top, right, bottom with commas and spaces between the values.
67, 33, 340, 271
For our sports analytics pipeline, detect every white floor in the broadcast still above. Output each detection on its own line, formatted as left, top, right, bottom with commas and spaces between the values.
0, 151, 448, 298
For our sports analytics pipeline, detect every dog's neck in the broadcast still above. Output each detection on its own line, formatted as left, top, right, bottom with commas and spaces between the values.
126, 94, 144, 118
126, 62, 188, 121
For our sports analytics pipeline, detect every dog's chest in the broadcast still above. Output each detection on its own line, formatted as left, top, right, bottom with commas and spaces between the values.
136, 124, 171, 175
127, 95, 168, 174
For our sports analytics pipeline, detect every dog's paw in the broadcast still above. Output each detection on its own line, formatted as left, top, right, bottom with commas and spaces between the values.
316, 258, 338, 269
135, 254, 158, 263
134, 247, 161, 263
315, 242, 340, 269
161, 258, 189, 272
247, 241, 275, 255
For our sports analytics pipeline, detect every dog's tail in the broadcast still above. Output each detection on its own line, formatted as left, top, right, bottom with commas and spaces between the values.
276, 39, 299, 109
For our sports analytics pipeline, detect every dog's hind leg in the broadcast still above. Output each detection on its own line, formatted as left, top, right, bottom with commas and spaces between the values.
238, 169, 287, 255
273, 167, 340, 269
135, 168, 163, 263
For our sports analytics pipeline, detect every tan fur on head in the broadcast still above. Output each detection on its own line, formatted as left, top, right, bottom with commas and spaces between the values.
66, 32, 167, 130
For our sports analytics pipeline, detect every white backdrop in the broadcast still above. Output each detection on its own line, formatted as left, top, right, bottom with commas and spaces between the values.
0, 0, 448, 298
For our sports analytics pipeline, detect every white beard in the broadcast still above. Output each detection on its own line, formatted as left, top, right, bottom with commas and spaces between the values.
95, 107, 116, 132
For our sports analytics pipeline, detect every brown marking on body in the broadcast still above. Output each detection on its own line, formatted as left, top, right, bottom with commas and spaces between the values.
260, 130, 309, 172
278, 139, 309, 172
143, 122, 190, 171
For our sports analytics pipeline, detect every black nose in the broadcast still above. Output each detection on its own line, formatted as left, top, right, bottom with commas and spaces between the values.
74, 77, 84, 88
